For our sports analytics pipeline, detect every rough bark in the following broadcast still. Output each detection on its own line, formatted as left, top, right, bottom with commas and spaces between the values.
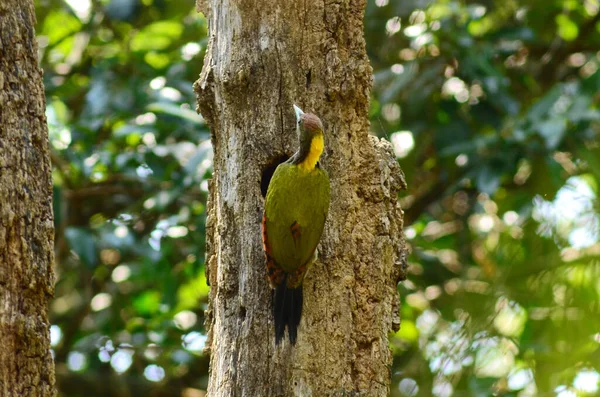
194, 1, 407, 396
0, 1, 56, 396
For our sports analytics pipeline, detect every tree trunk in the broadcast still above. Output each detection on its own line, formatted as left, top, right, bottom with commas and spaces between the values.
0, 1, 56, 396
194, 0, 407, 395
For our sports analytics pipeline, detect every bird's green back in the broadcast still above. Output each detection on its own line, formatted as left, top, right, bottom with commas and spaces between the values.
264, 162, 330, 273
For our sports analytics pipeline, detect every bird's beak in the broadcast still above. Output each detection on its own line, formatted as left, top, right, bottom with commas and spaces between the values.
293, 104, 304, 121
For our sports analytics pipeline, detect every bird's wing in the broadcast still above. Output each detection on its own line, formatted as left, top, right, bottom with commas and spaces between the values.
262, 212, 285, 288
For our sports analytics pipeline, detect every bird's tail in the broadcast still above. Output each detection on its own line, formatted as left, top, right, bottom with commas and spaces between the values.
272, 274, 303, 345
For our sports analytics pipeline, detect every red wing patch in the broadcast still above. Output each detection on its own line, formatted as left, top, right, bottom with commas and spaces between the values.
262, 213, 285, 288
261, 213, 270, 253
290, 221, 301, 247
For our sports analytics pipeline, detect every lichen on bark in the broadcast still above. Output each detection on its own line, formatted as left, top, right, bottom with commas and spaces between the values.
0, 1, 56, 396
194, 0, 407, 395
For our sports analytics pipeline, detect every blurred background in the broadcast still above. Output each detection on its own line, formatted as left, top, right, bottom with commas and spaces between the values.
35, 0, 600, 395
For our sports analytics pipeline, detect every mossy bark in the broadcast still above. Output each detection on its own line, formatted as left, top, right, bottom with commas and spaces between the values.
0, 1, 56, 396
194, 1, 407, 395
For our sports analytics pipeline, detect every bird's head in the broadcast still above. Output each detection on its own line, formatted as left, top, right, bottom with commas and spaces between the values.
292, 105, 325, 170
294, 104, 323, 142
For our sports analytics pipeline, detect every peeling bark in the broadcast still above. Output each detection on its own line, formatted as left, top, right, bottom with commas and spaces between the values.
0, 1, 56, 396
194, 1, 407, 396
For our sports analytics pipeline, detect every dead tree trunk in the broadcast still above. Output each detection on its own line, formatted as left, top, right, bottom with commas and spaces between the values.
0, 1, 56, 396
194, 1, 407, 395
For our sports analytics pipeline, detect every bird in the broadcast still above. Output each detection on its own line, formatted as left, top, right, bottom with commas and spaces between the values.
261, 104, 331, 345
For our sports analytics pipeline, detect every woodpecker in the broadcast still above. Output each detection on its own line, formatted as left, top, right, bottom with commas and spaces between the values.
262, 104, 330, 344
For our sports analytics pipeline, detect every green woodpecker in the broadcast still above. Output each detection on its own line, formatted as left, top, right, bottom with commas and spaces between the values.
262, 104, 330, 344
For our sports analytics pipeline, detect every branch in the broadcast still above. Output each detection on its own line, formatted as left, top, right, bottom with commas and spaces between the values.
535, 13, 600, 82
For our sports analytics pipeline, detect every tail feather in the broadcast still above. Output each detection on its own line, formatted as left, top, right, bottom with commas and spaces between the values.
273, 274, 303, 345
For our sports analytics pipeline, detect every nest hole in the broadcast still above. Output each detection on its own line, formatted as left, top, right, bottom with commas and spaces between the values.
261, 154, 290, 198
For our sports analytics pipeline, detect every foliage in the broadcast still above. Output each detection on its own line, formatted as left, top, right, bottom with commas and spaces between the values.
366, 0, 600, 395
37, 0, 211, 393
35, 0, 600, 395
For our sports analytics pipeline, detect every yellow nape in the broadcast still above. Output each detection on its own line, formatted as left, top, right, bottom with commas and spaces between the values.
299, 134, 324, 171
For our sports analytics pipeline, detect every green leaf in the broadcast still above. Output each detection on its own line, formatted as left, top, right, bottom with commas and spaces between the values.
395, 320, 419, 343
147, 102, 205, 124
439, 135, 498, 157
131, 21, 184, 52
144, 52, 171, 69
476, 165, 502, 195
176, 271, 209, 312
536, 119, 566, 150
578, 173, 598, 195
527, 86, 561, 122
41, 10, 82, 46
556, 14, 579, 41
133, 291, 162, 315
379, 62, 419, 103
65, 227, 97, 268
113, 124, 156, 138
469, 376, 499, 397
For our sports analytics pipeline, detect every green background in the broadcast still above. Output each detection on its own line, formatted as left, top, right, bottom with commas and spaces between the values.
36, 0, 600, 395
